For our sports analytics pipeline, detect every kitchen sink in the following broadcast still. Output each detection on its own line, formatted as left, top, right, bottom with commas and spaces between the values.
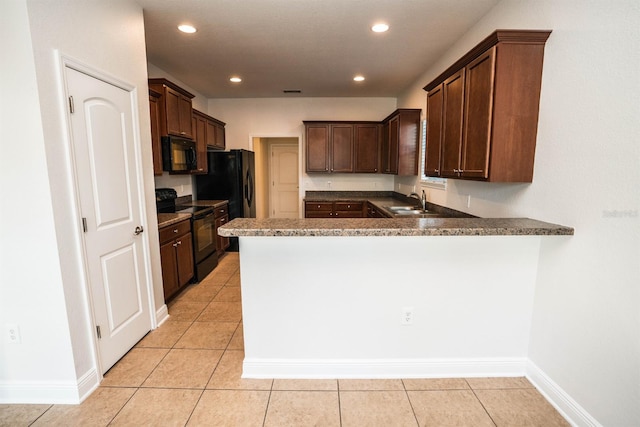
384, 205, 434, 216
386, 206, 426, 213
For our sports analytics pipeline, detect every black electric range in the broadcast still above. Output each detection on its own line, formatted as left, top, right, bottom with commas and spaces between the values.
156, 188, 218, 282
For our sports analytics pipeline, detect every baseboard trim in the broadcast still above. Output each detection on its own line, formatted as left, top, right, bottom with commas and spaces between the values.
155, 303, 169, 327
0, 379, 81, 404
242, 357, 528, 379
76, 368, 99, 403
526, 361, 602, 427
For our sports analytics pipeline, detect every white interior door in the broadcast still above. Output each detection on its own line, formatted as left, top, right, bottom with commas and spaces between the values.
270, 144, 299, 218
66, 67, 151, 373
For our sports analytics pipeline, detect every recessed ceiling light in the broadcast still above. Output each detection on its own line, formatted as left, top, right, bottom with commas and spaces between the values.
178, 24, 196, 34
353, 75, 365, 82
371, 23, 389, 33
230, 77, 242, 83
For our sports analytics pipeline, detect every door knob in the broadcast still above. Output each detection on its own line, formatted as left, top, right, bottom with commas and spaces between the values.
134, 226, 144, 235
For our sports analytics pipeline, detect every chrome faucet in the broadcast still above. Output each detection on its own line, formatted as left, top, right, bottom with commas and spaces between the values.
407, 191, 427, 211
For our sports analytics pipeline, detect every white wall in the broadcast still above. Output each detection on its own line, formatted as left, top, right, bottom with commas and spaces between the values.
209, 97, 397, 195
0, 0, 77, 402
397, 1, 640, 425
0, 0, 162, 403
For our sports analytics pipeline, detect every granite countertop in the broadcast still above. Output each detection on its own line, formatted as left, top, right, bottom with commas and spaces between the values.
218, 217, 574, 237
157, 212, 192, 228
187, 199, 228, 208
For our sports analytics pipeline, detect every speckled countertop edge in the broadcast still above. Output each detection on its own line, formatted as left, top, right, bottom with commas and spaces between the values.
218, 217, 574, 237
157, 212, 192, 228
187, 199, 228, 208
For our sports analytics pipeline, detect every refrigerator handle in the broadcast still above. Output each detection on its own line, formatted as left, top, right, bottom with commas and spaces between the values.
245, 169, 254, 208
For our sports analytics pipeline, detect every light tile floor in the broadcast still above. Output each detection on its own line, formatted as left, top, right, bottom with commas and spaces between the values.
0, 252, 570, 426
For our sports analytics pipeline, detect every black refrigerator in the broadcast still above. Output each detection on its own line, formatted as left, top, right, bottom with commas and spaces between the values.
196, 149, 256, 251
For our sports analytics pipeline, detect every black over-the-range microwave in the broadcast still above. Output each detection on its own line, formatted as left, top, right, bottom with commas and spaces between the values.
162, 136, 197, 173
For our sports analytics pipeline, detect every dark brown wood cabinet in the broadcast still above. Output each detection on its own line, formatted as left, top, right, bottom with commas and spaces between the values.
354, 123, 381, 173
380, 109, 421, 175
304, 201, 365, 218
441, 69, 466, 178
148, 78, 194, 140
192, 110, 208, 174
366, 202, 390, 218
424, 84, 444, 177
214, 204, 230, 255
159, 219, 194, 300
305, 121, 380, 174
424, 30, 551, 182
304, 123, 355, 173
149, 89, 163, 176
206, 118, 226, 151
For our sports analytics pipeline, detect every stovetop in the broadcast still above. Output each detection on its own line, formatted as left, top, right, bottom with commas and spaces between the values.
175, 204, 214, 216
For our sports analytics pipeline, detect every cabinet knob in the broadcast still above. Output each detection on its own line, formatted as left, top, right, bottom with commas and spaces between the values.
176, 240, 182, 245
172, 243, 178, 247
434, 169, 439, 173
347, 205, 351, 208
180, 132, 186, 135
173, 229, 178, 233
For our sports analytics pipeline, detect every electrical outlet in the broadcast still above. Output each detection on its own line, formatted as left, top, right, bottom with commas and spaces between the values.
401, 307, 414, 325
6, 323, 21, 344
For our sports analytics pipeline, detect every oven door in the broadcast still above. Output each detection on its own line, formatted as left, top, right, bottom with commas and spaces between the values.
192, 211, 217, 263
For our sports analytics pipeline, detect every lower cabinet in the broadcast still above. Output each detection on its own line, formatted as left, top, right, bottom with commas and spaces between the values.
214, 204, 230, 255
366, 202, 389, 218
159, 219, 194, 300
304, 201, 365, 218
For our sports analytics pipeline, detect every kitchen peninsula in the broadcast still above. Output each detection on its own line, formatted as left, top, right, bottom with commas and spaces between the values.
219, 207, 572, 379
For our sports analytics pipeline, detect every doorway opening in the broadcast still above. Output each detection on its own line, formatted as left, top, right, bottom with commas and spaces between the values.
253, 137, 300, 218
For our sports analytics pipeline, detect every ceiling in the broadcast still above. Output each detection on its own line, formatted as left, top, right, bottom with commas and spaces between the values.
136, 0, 499, 99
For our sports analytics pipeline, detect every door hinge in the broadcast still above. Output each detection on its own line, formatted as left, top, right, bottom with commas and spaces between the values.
68, 96, 75, 114
96, 325, 101, 339
82, 217, 88, 232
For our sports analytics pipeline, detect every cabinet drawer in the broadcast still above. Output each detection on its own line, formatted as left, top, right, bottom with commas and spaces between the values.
159, 219, 191, 243
305, 202, 333, 212
334, 202, 363, 212
214, 205, 228, 218
305, 211, 333, 218
333, 211, 362, 218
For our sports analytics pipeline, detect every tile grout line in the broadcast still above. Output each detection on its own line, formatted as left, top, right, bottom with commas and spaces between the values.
401, 379, 421, 426
26, 404, 53, 426
466, 379, 498, 427
337, 379, 342, 427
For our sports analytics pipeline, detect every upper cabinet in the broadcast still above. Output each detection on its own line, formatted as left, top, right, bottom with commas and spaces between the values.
380, 109, 421, 175
354, 123, 381, 173
149, 89, 163, 176
304, 121, 383, 174
148, 78, 194, 139
193, 109, 227, 174
304, 115, 415, 175
423, 30, 551, 182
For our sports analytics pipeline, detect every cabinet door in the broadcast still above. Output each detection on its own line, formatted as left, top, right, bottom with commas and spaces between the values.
149, 93, 163, 176
441, 69, 465, 177
214, 123, 225, 150
425, 84, 444, 176
461, 47, 495, 180
306, 124, 330, 172
380, 122, 390, 173
194, 114, 208, 173
178, 95, 193, 139
304, 201, 333, 218
215, 215, 230, 252
330, 124, 354, 172
354, 124, 380, 173
175, 232, 194, 287
386, 116, 399, 174
160, 240, 179, 300
165, 87, 183, 137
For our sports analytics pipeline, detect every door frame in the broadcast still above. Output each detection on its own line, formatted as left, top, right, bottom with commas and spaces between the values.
58, 54, 157, 382
249, 133, 303, 218
268, 142, 300, 218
